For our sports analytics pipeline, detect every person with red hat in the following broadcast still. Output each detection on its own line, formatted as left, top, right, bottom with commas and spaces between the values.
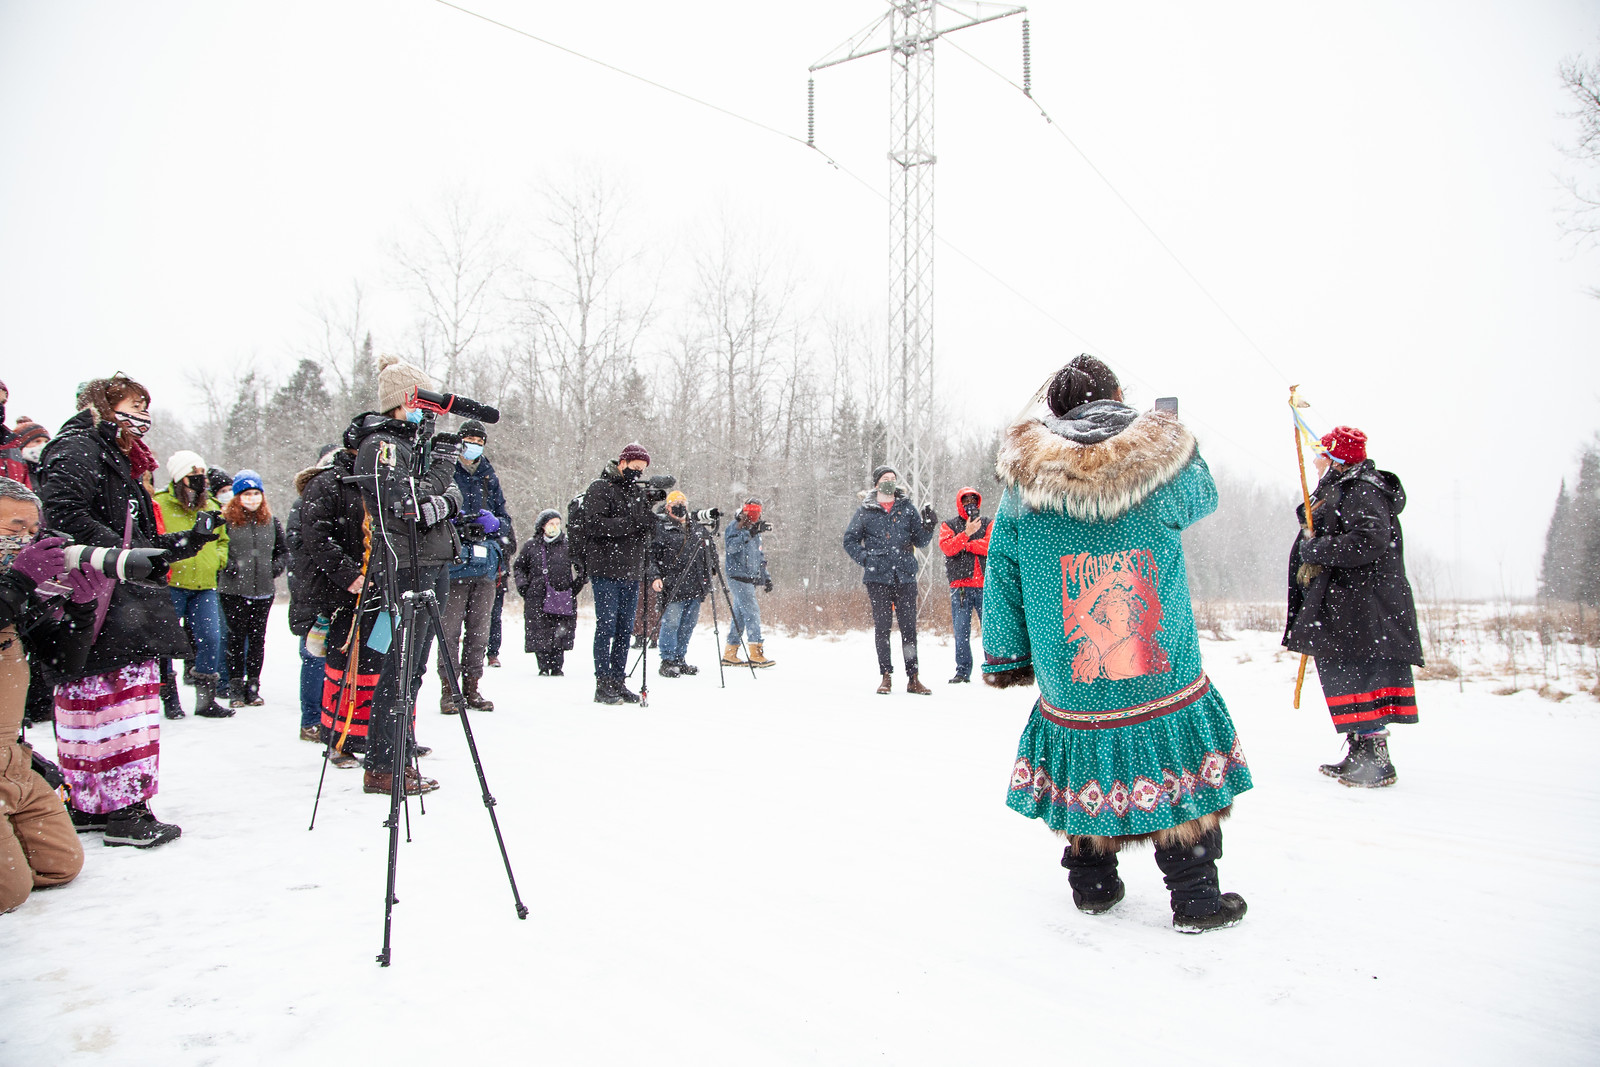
722, 498, 775, 668
1284, 425, 1424, 788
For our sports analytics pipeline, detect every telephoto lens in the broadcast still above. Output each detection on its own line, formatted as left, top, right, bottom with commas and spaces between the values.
60, 544, 166, 581
690, 508, 721, 524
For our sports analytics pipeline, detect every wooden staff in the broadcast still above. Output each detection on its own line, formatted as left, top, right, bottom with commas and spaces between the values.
1290, 385, 1314, 708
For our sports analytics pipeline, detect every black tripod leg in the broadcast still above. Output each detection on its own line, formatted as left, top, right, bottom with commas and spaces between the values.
418, 593, 530, 921
378, 598, 416, 967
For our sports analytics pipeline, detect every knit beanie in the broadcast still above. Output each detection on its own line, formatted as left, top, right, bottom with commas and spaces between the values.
459, 419, 487, 441
618, 441, 651, 465
376, 352, 433, 415
232, 469, 264, 495
1320, 426, 1368, 465
9, 417, 49, 449
871, 465, 897, 485
167, 450, 207, 483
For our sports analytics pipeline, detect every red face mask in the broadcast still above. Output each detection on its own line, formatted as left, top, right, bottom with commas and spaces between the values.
743, 505, 762, 523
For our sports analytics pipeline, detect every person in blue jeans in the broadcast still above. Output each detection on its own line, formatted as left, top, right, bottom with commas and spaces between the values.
153, 450, 232, 717
722, 499, 775, 668
938, 487, 991, 683
651, 491, 711, 677
572, 443, 657, 705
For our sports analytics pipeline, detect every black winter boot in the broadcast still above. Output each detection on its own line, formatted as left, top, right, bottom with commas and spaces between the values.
160, 668, 185, 720
616, 680, 641, 704
678, 662, 699, 676
658, 660, 682, 678
1154, 827, 1246, 933
1319, 734, 1360, 778
69, 806, 109, 833
244, 678, 264, 706
1337, 732, 1397, 788
1060, 842, 1126, 915
594, 679, 624, 705
192, 673, 234, 718
103, 801, 182, 849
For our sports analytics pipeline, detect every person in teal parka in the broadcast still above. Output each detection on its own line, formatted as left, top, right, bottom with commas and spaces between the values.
983, 354, 1251, 933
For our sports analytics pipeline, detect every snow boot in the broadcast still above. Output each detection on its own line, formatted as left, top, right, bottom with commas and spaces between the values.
1155, 827, 1246, 933
722, 643, 746, 666
160, 669, 185, 720
616, 681, 641, 704
440, 682, 462, 716
103, 801, 182, 849
906, 673, 932, 695
299, 725, 320, 743
747, 643, 776, 668
487, 655, 502, 668
659, 660, 682, 678
594, 679, 625, 705
1337, 732, 1397, 788
362, 767, 439, 796
182, 659, 196, 687
1060, 843, 1126, 915
192, 673, 234, 718
463, 677, 495, 712
948, 674, 970, 684
876, 673, 893, 695
678, 662, 699, 676
1319, 734, 1360, 778
244, 678, 264, 706
69, 806, 109, 834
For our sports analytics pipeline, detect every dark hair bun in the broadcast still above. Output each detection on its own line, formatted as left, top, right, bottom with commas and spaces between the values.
1046, 354, 1120, 417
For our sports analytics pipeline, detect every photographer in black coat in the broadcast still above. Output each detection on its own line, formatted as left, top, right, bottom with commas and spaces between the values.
572, 442, 657, 705
1284, 426, 1422, 789
650, 491, 713, 677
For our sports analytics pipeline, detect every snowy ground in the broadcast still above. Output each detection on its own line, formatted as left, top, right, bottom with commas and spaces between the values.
4, 609, 1598, 1066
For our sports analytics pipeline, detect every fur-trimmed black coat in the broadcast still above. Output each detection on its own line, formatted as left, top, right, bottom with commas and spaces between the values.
290, 449, 366, 634
1283, 460, 1424, 665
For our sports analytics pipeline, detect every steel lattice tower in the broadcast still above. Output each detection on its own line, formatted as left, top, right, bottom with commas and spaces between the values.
812, 2, 1026, 504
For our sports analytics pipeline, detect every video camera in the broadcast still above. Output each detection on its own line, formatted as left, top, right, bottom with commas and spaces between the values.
637, 473, 677, 505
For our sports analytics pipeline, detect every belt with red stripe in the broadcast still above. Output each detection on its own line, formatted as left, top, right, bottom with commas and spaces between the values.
1039, 674, 1211, 730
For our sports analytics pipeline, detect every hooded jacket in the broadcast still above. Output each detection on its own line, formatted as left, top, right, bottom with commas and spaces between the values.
513, 509, 580, 653
289, 449, 364, 634
571, 462, 655, 581
1283, 459, 1423, 664
346, 412, 463, 573
939, 486, 991, 588
842, 486, 936, 585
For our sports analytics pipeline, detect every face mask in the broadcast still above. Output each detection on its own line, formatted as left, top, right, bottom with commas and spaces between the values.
0, 532, 27, 569
405, 409, 424, 425
117, 410, 152, 437
240, 493, 262, 511
669, 506, 685, 520
620, 466, 641, 481
543, 524, 561, 541
877, 479, 897, 495
461, 443, 484, 462
20, 444, 44, 463
184, 475, 205, 493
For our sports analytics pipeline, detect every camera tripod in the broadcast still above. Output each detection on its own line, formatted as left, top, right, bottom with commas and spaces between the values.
630, 515, 759, 689
316, 416, 528, 966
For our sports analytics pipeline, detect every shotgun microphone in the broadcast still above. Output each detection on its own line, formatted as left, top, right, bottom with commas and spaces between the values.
408, 387, 500, 424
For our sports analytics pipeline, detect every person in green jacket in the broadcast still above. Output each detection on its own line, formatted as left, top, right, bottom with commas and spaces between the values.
983, 354, 1251, 934
153, 450, 231, 717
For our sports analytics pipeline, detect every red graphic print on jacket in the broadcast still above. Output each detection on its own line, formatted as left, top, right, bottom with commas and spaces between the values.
1060, 549, 1171, 682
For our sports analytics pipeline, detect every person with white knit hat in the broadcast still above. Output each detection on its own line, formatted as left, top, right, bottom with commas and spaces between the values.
153, 449, 232, 717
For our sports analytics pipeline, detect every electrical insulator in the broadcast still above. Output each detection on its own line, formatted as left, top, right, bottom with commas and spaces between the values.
1022, 19, 1032, 97
807, 78, 816, 145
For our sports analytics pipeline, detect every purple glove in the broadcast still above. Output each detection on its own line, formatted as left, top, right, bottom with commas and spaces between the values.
475, 510, 501, 536
63, 564, 116, 605
10, 536, 67, 586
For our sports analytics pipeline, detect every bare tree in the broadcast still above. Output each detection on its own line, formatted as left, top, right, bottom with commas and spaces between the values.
1559, 46, 1600, 246
393, 191, 507, 384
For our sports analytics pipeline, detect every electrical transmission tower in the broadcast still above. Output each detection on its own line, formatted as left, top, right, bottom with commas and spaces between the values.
811, 2, 1028, 507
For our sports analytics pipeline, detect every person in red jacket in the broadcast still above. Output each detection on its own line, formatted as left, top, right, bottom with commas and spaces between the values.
939, 487, 991, 682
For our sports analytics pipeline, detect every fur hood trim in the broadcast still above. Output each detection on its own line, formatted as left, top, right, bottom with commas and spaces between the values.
996, 410, 1195, 522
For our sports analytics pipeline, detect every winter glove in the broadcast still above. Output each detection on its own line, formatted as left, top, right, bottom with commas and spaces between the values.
474, 510, 501, 536
983, 665, 1036, 690
8, 536, 67, 587
752, 520, 773, 535
63, 563, 115, 605
762, 576, 773, 593
920, 504, 937, 527
418, 494, 455, 527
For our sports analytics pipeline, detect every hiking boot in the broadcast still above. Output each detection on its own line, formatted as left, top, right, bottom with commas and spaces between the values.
1319, 735, 1360, 778
1337, 732, 1398, 788
616, 682, 641, 704
244, 678, 265, 706
722, 643, 746, 666
103, 802, 182, 849
595, 680, 625, 705
659, 660, 682, 678
747, 643, 776, 668
328, 749, 360, 769
69, 806, 109, 834
948, 674, 970, 684
1173, 893, 1249, 934
440, 687, 462, 715
299, 725, 321, 742
906, 673, 932, 695
412, 745, 432, 758
463, 677, 495, 712
876, 673, 893, 695
487, 655, 502, 668
678, 662, 699, 676
362, 767, 439, 796
192, 673, 234, 718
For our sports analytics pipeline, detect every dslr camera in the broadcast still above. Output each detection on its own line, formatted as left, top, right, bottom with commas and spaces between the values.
689, 507, 721, 527
636, 473, 677, 505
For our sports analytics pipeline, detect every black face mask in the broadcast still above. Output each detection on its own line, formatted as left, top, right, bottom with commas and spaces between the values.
668, 506, 686, 521
620, 466, 641, 481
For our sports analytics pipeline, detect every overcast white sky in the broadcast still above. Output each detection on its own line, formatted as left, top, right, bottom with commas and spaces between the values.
2, 0, 1597, 596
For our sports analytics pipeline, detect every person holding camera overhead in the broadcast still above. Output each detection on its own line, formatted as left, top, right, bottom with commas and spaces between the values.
435, 419, 513, 715
341, 353, 464, 796
153, 450, 232, 718
842, 465, 938, 695
722, 499, 775, 668
573, 442, 658, 705
651, 490, 713, 678
37, 374, 215, 847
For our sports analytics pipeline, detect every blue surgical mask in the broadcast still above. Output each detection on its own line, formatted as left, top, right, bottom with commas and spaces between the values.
461, 443, 484, 462
405, 409, 424, 425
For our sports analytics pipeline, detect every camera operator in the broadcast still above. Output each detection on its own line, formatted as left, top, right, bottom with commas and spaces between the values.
722, 499, 776, 668
36, 373, 209, 847
343, 354, 464, 796
938, 488, 991, 683
573, 442, 657, 705
650, 491, 714, 678
435, 420, 512, 715
0, 477, 95, 909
